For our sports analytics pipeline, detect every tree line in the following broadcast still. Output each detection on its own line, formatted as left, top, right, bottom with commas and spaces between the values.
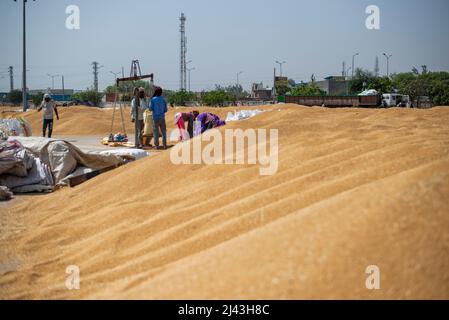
4, 66, 448, 107
281, 67, 449, 106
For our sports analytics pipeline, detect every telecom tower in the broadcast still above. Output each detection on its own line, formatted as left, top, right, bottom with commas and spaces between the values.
180, 13, 187, 91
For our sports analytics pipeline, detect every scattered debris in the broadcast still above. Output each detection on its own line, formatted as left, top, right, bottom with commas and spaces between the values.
0, 186, 13, 201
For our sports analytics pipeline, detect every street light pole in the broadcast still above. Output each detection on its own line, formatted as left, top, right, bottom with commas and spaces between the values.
47, 73, 60, 92
383, 53, 392, 78
62, 75, 65, 102
352, 53, 359, 79
15, 0, 36, 111
187, 67, 195, 92
275, 60, 286, 77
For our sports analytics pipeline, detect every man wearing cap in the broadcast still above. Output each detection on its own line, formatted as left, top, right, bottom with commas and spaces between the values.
130, 87, 148, 148
37, 93, 59, 138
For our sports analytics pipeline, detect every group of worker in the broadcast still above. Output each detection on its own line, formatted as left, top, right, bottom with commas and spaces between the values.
174, 111, 226, 141
37, 87, 226, 148
132, 86, 226, 147
131, 86, 168, 149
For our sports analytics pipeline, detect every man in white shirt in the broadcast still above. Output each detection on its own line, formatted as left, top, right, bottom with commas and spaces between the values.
37, 94, 59, 138
130, 87, 148, 148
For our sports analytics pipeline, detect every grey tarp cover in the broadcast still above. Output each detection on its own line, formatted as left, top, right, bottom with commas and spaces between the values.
0, 137, 124, 194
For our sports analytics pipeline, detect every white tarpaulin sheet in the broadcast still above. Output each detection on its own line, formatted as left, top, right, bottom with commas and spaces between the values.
358, 89, 378, 96
0, 137, 125, 196
9, 137, 124, 184
225, 110, 264, 122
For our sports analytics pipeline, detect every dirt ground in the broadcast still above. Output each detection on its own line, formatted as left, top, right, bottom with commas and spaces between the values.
1, 104, 449, 299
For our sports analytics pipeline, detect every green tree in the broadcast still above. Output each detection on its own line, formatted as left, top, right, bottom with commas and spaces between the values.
275, 84, 291, 96
392, 68, 449, 106
31, 92, 44, 108
202, 89, 230, 106
348, 68, 393, 95
72, 90, 104, 106
7, 90, 23, 105
217, 84, 248, 103
166, 90, 196, 106
104, 80, 152, 95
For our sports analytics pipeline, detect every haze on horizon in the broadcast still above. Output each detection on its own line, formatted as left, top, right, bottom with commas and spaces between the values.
0, 0, 448, 92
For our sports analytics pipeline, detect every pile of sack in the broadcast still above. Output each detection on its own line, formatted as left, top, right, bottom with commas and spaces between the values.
0, 118, 32, 139
0, 139, 54, 198
0, 137, 127, 201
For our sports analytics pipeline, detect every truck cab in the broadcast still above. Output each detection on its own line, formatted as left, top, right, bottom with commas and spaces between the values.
382, 94, 411, 108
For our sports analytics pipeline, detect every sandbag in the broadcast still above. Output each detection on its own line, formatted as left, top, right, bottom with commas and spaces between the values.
143, 110, 153, 136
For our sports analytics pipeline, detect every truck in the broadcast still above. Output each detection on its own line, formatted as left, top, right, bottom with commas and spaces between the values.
381, 93, 411, 108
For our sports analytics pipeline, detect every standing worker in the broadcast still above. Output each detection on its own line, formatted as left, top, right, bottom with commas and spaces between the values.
149, 87, 168, 150
130, 87, 148, 148
37, 93, 59, 138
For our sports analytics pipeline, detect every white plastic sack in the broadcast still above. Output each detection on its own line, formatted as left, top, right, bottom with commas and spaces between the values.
0, 118, 32, 137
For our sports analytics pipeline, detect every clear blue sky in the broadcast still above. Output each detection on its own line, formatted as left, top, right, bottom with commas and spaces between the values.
1, 0, 448, 92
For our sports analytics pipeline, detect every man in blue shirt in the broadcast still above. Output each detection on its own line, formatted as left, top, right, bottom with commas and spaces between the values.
149, 87, 168, 149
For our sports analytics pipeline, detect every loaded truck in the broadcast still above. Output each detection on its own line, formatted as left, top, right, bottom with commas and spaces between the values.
283, 93, 412, 108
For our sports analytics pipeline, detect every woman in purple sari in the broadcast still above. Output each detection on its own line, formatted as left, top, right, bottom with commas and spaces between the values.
196, 113, 226, 134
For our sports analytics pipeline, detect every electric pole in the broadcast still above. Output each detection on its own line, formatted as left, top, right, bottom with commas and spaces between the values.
110, 71, 121, 83
92, 61, 103, 92
383, 53, 392, 78
8, 66, 14, 91
352, 53, 359, 79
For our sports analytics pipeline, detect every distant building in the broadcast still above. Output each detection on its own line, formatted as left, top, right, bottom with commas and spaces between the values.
29, 89, 74, 102
251, 83, 273, 99
315, 76, 348, 96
